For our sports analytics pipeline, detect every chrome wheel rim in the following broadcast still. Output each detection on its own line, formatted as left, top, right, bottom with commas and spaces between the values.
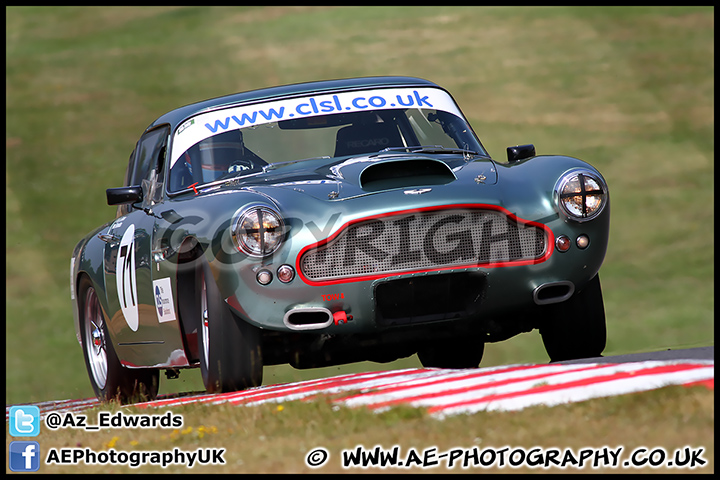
84, 286, 108, 389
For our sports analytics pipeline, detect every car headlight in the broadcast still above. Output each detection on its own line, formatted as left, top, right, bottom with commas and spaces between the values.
554, 169, 608, 222
232, 205, 285, 256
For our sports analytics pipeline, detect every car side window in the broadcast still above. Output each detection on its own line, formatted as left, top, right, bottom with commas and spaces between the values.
117, 127, 168, 217
131, 127, 169, 187
122, 149, 136, 188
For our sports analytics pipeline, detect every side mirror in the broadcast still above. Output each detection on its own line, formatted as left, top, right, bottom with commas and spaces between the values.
507, 144, 536, 163
107, 186, 143, 205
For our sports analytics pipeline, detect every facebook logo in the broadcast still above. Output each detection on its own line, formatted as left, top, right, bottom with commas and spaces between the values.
9, 441, 41, 472
9, 405, 41, 436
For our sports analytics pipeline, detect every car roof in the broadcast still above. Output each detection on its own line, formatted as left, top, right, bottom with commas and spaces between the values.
145, 76, 442, 132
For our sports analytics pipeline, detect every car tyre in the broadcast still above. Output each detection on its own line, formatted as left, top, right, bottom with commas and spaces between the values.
197, 261, 263, 393
78, 276, 159, 403
539, 273, 607, 362
417, 336, 485, 369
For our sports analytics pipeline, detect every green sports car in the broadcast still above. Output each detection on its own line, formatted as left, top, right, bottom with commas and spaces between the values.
70, 76, 609, 403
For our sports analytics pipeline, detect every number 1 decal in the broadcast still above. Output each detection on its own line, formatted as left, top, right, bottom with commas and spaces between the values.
116, 225, 139, 331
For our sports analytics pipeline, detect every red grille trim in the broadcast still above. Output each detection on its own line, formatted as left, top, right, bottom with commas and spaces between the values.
297, 204, 554, 286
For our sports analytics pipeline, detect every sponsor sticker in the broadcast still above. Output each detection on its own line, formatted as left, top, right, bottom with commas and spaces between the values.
170, 87, 462, 167
153, 277, 177, 323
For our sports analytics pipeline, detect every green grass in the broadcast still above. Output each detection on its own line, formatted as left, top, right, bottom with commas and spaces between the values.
6, 6, 713, 407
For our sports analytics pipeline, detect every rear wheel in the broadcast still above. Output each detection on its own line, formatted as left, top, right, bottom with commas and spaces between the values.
197, 261, 263, 393
539, 274, 607, 362
78, 276, 159, 403
417, 335, 485, 369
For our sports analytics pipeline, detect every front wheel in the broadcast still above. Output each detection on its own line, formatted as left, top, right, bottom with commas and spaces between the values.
197, 261, 263, 393
539, 274, 607, 362
78, 276, 158, 403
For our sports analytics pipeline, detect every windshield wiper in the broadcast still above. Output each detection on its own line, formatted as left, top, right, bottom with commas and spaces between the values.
377, 145, 480, 156
262, 156, 331, 172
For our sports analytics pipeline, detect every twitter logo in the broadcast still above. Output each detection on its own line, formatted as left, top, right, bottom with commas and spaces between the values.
9, 406, 41, 437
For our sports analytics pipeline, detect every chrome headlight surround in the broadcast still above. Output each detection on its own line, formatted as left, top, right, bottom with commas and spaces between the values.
231, 205, 285, 257
554, 169, 608, 222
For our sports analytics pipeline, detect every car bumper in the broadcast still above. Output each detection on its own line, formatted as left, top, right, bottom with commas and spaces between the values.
209, 187, 610, 335
218, 219, 607, 335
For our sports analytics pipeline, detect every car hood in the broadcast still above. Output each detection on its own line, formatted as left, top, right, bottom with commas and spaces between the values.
239, 154, 498, 201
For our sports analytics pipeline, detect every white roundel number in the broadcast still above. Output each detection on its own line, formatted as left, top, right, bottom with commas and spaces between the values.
116, 225, 139, 331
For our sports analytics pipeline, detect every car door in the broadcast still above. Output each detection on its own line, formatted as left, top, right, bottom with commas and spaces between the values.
104, 126, 173, 357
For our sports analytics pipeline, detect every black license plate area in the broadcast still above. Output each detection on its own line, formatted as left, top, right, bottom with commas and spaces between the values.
374, 272, 486, 327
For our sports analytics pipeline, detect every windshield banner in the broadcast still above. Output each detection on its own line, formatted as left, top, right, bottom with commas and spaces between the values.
170, 87, 462, 167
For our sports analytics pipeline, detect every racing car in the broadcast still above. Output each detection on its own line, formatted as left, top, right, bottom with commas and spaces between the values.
70, 76, 609, 402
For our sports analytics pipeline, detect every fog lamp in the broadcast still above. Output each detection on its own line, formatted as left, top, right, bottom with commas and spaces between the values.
256, 269, 273, 285
556, 235, 571, 252
277, 265, 295, 283
576, 235, 590, 249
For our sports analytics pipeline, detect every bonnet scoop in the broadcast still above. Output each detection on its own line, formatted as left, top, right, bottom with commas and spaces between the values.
358, 158, 456, 192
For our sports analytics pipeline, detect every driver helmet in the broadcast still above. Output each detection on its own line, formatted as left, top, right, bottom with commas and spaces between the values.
198, 129, 249, 178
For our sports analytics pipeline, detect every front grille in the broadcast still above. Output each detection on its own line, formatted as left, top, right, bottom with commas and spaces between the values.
299, 205, 549, 283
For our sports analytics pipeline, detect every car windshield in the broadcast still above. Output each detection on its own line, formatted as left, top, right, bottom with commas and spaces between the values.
167, 87, 486, 193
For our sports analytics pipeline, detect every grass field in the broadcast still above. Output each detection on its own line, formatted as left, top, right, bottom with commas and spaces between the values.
5, 7, 714, 470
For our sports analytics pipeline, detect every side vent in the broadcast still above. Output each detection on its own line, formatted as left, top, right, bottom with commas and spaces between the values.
533, 281, 575, 305
283, 307, 333, 330
360, 159, 455, 192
